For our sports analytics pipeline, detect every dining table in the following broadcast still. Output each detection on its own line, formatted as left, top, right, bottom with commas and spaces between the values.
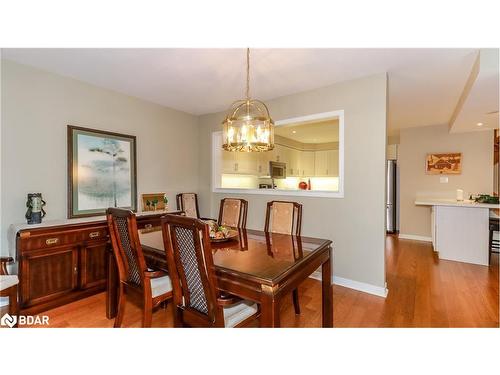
106, 227, 333, 327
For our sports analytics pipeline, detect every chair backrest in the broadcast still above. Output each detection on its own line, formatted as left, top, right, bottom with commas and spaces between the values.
176, 193, 200, 218
264, 200, 303, 236
161, 214, 223, 327
218, 198, 248, 228
106, 208, 148, 288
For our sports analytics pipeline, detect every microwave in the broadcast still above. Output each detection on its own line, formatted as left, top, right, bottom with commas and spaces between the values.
270, 161, 286, 179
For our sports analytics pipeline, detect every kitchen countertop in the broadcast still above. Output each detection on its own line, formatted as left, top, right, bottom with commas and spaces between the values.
415, 198, 499, 209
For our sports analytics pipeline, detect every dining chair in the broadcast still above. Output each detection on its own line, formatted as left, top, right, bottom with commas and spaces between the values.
106, 208, 173, 328
218, 198, 248, 228
161, 214, 260, 328
176, 193, 201, 218
0, 257, 19, 327
264, 200, 303, 314
265, 200, 303, 236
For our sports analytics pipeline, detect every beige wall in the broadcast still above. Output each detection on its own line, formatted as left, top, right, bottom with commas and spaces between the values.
399, 124, 494, 238
0, 60, 200, 255
198, 74, 388, 289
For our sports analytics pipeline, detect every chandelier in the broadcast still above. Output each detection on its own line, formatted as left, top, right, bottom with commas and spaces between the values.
222, 48, 275, 152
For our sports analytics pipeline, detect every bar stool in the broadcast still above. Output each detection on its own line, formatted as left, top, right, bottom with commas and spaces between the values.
489, 217, 499, 265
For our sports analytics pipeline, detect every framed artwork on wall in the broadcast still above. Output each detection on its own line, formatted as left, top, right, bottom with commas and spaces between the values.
141, 193, 168, 212
425, 152, 462, 175
67, 125, 137, 218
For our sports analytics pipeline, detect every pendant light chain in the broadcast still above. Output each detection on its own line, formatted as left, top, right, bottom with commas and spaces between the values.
246, 48, 250, 101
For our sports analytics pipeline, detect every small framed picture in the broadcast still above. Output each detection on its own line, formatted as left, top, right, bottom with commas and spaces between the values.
425, 152, 462, 175
67, 125, 137, 218
141, 193, 168, 212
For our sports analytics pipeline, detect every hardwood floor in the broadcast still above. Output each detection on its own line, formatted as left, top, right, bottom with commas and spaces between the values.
13, 235, 499, 328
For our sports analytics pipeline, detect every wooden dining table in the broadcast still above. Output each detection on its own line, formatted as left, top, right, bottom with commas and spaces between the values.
106, 227, 333, 327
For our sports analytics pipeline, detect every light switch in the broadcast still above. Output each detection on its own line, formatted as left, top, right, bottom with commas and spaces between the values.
440, 176, 448, 183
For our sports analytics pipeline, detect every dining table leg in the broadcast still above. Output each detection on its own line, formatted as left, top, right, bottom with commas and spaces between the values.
106, 250, 118, 319
260, 285, 280, 327
322, 247, 333, 327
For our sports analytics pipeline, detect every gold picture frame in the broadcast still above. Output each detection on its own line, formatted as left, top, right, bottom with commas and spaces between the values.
426, 152, 462, 175
141, 193, 168, 212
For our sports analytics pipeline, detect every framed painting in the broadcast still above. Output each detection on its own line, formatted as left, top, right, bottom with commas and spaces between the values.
67, 125, 137, 218
141, 193, 168, 212
425, 152, 462, 175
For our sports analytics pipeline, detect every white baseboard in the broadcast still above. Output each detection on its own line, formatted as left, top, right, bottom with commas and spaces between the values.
309, 272, 388, 298
398, 233, 432, 242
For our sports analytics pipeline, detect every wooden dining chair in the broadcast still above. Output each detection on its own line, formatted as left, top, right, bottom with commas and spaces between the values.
218, 198, 248, 228
265, 200, 303, 236
106, 208, 173, 328
176, 193, 201, 218
161, 214, 260, 328
264, 200, 303, 314
0, 257, 19, 327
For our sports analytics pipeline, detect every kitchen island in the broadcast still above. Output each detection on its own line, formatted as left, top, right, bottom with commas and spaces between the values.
415, 199, 498, 266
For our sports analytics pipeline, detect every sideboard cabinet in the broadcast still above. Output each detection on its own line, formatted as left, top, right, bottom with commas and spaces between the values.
16, 213, 165, 315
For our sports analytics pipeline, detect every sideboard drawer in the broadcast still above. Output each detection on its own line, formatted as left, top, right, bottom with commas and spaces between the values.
19, 232, 80, 251
81, 227, 109, 242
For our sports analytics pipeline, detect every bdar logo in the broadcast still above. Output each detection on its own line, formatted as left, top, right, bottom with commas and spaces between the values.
1, 313, 17, 328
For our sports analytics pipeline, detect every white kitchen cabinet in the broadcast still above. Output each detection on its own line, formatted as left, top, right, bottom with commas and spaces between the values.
235, 151, 258, 175
314, 150, 338, 176
299, 151, 315, 177
287, 148, 301, 176
221, 150, 237, 173
274, 144, 287, 163
222, 150, 258, 175
329, 150, 339, 176
314, 150, 328, 176
258, 151, 272, 176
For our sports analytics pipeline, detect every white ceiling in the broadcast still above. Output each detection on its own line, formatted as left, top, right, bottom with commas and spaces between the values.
2, 48, 486, 134
275, 119, 339, 143
450, 49, 499, 133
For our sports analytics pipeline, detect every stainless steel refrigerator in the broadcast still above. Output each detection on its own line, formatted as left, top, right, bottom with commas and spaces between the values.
386, 160, 398, 233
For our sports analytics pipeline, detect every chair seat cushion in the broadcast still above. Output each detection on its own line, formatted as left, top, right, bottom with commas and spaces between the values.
150, 275, 172, 298
0, 275, 19, 291
223, 300, 258, 328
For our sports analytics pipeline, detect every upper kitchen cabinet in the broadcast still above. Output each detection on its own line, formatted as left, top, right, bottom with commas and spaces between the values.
287, 148, 301, 177
299, 151, 316, 176
222, 149, 259, 175
314, 149, 338, 176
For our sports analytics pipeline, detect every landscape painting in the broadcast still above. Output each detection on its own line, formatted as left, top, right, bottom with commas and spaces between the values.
426, 152, 462, 175
68, 126, 137, 218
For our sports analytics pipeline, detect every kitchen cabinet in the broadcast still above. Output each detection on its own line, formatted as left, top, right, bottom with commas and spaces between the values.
221, 150, 258, 175
235, 151, 258, 175
258, 152, 271, 176
329, 150, 339, 176
287, 148, 301, 176
314, 150, 339, 176
314, 150, 329, 176
299, 151, 315, 177
222, 150, 237, 173
274, 144, 286, 163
